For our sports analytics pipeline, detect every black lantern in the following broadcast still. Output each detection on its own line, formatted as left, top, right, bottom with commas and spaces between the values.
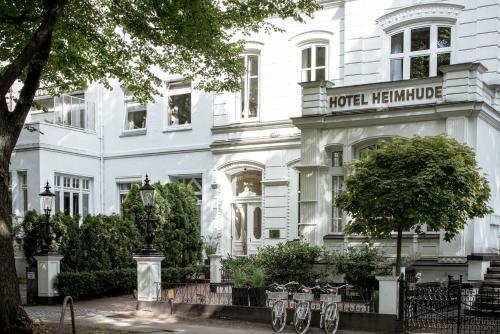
39, 182, 56, 253
139, 174, 157, 254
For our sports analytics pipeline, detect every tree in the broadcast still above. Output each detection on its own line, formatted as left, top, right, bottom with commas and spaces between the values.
123, 182, 202, 267
0, 1, 318, 331
335, 135, 492, 274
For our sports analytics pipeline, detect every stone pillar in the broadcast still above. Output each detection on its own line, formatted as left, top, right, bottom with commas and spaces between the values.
467, 254, 493, 281
133, 255, 164, 303
34, 253, 63, 304
376, 276, 399, 315
209, 254, 222, 284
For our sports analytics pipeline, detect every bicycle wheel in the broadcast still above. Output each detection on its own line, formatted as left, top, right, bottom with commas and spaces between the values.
293, 302, 311, 334
324, 303, 339, 334
271, 300, 287, 332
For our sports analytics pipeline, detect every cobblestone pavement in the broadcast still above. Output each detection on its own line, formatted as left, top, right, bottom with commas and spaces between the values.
23, 295, 375, 334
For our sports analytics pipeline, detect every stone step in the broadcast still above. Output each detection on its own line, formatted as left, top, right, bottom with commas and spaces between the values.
488, 266, 500, 273
484, 273, 500, 280
490, 261, 500, 267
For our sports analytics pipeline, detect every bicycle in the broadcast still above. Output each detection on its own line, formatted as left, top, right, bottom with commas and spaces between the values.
266, 281, 298, 332
292, 285, 315, 334
319, 284, 347, 334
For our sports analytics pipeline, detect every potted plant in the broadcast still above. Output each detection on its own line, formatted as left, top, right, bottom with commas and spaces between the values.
202, 233, 220, 265
248, 266, 267, 307
231, 268, 249, 306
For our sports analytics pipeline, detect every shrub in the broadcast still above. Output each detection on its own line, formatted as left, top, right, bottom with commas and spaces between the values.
123, 182, 202, 267
161, 265, 209, 283
222, 256, 267, 287
330, 243, 385, 290
255, 242, 328, 286
57, 268, 136, 300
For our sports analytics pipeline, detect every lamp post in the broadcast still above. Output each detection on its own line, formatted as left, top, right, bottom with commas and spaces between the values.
139, 174, 157, 255
39, 181, 56, 254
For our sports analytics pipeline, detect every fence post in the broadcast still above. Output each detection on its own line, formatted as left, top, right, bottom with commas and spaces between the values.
456, 275, 462, 334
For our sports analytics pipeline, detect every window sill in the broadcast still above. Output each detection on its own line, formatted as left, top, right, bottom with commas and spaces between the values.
163, 125, 192, 133
120, 129, 147, 137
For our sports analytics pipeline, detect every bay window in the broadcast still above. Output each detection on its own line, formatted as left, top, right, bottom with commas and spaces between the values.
54, 174, 92, 219
166, 82, 191, 127
301, 45, 327, 82
389, 25, 452, 80
239, 54, 259, 119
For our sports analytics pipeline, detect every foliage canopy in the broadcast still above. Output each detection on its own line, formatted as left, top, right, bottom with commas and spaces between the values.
336, 135, 492, 241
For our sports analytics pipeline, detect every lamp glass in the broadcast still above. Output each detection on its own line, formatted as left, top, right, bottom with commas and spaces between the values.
41, 195, 53, 211
140, 189, 155, 207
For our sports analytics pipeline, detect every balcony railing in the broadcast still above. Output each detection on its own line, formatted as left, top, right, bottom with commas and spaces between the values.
29, 94, 95, 131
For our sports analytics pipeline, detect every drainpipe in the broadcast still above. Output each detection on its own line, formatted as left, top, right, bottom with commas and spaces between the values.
98, 85, 104, 214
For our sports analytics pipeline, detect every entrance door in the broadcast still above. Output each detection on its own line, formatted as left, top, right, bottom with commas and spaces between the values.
231, 202, 262, 256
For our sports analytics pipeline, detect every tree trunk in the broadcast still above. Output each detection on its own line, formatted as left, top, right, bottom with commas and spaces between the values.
396, 228, 403, 277
0, 123, 32, 333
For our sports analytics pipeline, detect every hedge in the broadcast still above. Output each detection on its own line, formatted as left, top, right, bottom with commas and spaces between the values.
57, 265, 209, 300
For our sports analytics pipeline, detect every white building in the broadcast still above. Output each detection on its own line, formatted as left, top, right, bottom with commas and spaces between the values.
10, 0, 500, 282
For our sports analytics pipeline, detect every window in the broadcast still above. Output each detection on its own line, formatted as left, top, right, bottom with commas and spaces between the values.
358, 144, 378, 160
301, 45, 327, 82
253, 207, 262, 239
331, 176, 344, 232
18, 172, 28, 214
167, 82, 191, 127
171, 176, 203, 216
239, 54, 259, 119
332, 150, 343, 167
117, 182, 140, 215
54, 174, 92, 218
389, 25, 452, 80
123, 89, 146, 130
232, 170, 262, 196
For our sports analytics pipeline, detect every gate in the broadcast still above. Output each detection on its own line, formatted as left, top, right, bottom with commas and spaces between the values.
402, 275, 500, 333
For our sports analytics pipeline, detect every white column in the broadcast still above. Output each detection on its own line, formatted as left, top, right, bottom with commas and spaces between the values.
34, 254, 64, 300
133, 255, 164, 302
209, 254, 222, 284
376, 276, 399, 315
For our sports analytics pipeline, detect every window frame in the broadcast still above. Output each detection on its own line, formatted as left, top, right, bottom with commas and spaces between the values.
123, 90, 147, 132
237, 52, 260, 121
117, 180, 141, 215
327, 145, 345, 233
164, 81, 192, 131
387, 23, 454, 81
300, 43, 328, 83
54, 173, 92, 220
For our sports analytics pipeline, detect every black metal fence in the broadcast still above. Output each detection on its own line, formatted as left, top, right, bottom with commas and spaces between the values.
402, 276, 500, 333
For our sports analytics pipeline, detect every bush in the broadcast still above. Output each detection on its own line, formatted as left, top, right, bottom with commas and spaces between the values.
57, 268, 136, 300
123, 182, 202, 267
162, 265, 209, 283
330, 243, 385, 290
255, 242, 328, 286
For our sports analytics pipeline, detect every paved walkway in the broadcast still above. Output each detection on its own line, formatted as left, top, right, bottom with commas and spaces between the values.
23, 295, 376, 333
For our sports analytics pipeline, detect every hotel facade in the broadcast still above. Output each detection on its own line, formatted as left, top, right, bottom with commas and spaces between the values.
9, 0, 500, 282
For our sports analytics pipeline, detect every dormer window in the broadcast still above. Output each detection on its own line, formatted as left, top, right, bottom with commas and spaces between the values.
389, 25, 451, 81
301, 45, 327, 82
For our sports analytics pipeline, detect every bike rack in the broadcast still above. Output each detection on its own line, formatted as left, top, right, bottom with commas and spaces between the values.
58, 295, 76, 334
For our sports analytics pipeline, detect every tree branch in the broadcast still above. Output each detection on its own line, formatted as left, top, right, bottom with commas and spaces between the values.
0, 0, 68, 96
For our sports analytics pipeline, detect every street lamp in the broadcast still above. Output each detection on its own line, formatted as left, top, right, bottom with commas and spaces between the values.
139, 174, 157, 254
39, 181, 56, 254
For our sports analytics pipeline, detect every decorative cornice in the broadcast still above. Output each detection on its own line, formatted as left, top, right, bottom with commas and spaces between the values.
376, 3, 464, 32
104, 145, 210, 160
261, 179, 289, 186
210, 135, 300, 154
14, 143, 100, 159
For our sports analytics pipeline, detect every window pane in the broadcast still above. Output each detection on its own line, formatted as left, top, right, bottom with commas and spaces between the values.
301, 48, 311, 69
437, 27, 451, 48
248, 55, 258, 76
315, 68, 325, 81
390, 58, 403, 81
332, 151, 343, 167
437, 53, 451, 75
301, 69, 311, 82
55, 191, 60, 212
411, 27, 430, 51
391, 32, 404, 54
83, 193, 89, 217
235, 207, 242, 240
23, 189, 28, 213
316, 46, 326, 67
233, 170, 262, 196
64, 192, 70, 215
73, 193, 79, 216
253, 207, 262, 239
126, 108, 146, 129
410, 55, 430, 79
249, 77, 258, 117
168, 93, 191, 125
240, 77, 246, 118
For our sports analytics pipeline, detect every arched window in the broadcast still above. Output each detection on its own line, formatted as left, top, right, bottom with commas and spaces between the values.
231, 170, 262, 196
